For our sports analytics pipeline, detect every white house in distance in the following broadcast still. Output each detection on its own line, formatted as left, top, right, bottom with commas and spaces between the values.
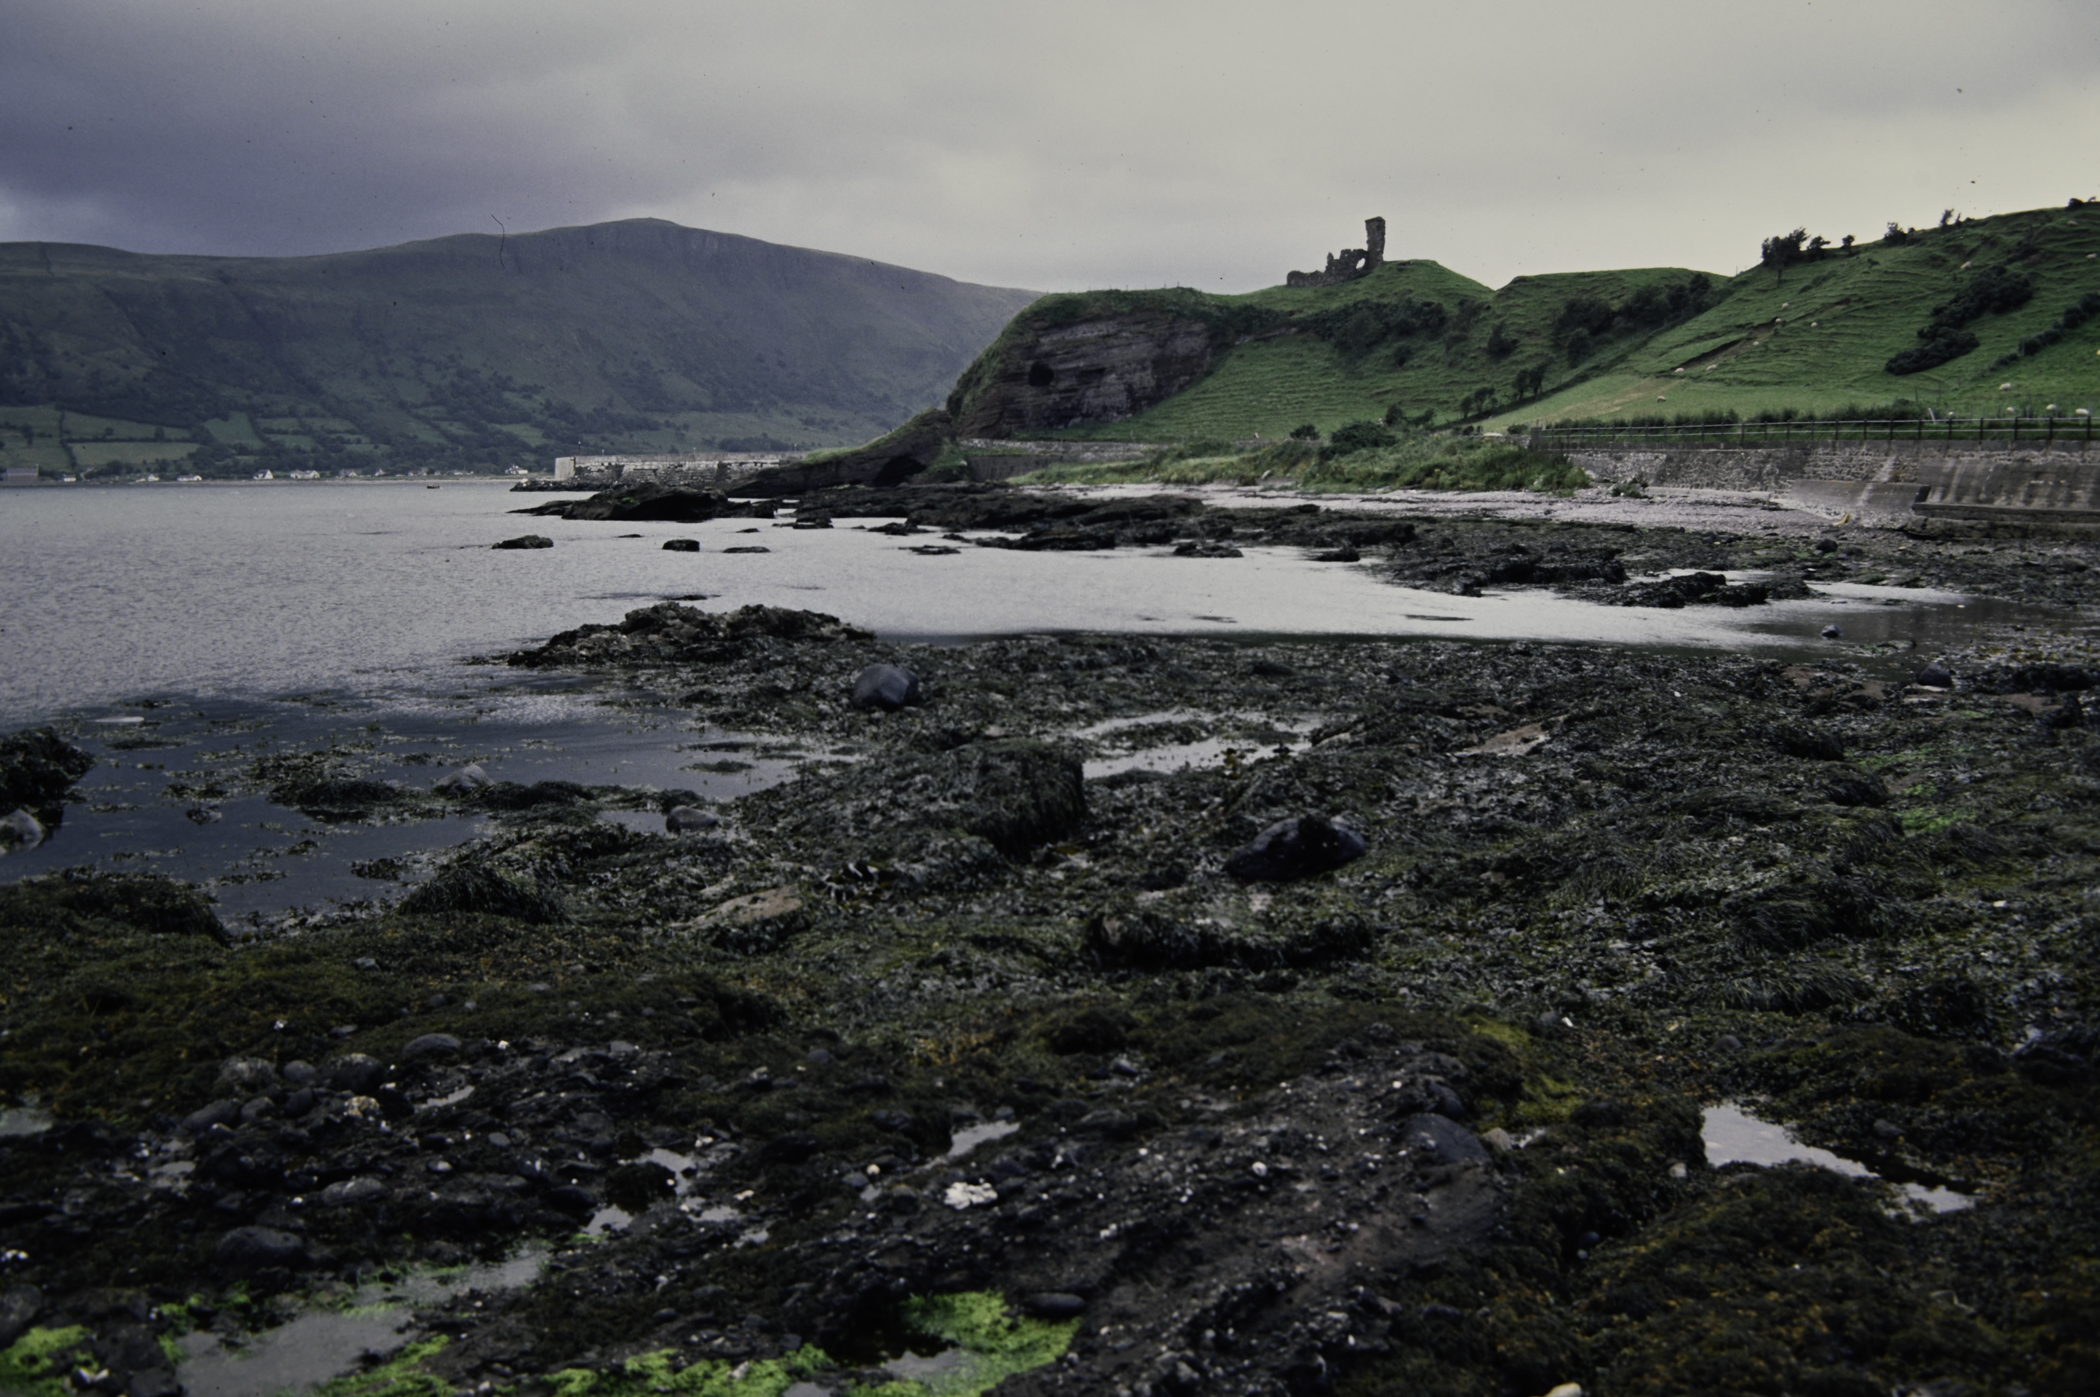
552, 452, 790, 488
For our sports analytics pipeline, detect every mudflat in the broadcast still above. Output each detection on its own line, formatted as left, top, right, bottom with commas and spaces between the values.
3, 494, 2098, 1397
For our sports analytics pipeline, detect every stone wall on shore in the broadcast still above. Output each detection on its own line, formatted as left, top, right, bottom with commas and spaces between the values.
1561, 437, 2096, 493
1562, 437, 2100, 530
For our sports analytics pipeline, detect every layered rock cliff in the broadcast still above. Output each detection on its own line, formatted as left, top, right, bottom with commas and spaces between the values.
946, 299, 1233, 438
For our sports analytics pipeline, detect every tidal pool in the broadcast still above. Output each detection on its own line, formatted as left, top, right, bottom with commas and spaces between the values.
177, 1248, 546, 1397
1703, 1103, 1973, 1214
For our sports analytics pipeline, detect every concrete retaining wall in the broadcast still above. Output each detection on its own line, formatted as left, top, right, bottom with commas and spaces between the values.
1568, 439, 2100, 530
1564, 438, 2096, 493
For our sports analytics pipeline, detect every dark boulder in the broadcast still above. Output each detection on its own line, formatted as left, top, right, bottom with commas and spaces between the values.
662, 538, 701, 552
492, 535, 554, 550
400, 862, 567, 923
322, 1053, 387, 1094
606, 1159, 678, 1211
402, 1032, 463, 1062
1775, 725, 1845, 761
851, 664, 923, 712
320, 1177, 388, 1208
510, 602, 871, 668
1393, 1113, 1489, 1166
180, 1099, 242, 1135
213, 1226, 312, 1273
759, 1132, 821, 1166
517, 482, 730, 523
1916, 658, 1955, 689
666, 805, 721, 834
1823, 770, 1890, 807
1224, 815, 1366, 882
1618, 571, 1769, 608
0, 1286, 43, 1347
0, 726, 93, 814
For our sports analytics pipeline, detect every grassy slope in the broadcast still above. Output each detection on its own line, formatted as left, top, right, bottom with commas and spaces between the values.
999, 203, 2100, 445
1509, 206, 2100, 428
1042, 261, 1717, 442
0, 220, 1037, 475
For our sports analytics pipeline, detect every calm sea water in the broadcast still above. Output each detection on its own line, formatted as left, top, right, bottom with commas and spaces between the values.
0, 479, 2057, 728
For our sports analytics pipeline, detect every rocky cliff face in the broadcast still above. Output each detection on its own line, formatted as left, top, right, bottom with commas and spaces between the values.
948, 310, 1220, 437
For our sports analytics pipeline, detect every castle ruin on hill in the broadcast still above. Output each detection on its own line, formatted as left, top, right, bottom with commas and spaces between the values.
1286, 216, 1387, 288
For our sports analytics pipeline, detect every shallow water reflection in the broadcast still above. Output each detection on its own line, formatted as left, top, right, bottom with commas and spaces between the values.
178, 1248, 546, 1397
1703, 1103, 1972, 1214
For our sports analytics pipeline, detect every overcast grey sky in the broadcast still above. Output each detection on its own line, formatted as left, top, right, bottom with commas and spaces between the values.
3, 1, 2094, 293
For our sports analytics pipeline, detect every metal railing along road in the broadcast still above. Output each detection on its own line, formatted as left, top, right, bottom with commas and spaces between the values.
1535, 415, 2098, 451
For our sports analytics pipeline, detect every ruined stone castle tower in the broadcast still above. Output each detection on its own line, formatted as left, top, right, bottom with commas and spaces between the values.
1286, 217, 1387, 289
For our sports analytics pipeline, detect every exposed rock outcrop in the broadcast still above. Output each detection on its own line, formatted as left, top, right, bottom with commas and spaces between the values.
730, 408, 956, 497
947, 313, 1219, 438
508, 602, 872, 668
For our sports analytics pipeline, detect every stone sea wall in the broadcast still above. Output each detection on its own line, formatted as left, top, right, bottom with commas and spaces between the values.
1562, 438, 2096, 492
1564, 438, 2100, 528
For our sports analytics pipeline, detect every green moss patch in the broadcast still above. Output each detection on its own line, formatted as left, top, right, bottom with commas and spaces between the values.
0, 1326, 91, 1397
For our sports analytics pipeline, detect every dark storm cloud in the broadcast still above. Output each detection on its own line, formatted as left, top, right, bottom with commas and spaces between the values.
2, 1, 2095, 291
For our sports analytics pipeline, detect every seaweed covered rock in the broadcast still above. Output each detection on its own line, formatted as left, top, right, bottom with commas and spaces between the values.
1614, 571, 1770, 608
266, 769, 418, 820
509, 602, 872, 668
399, 862, 568, 923
515, 481, 730, 523
774, 739, 1084, 867
0, 725, 92, 819
810, 485, 1203, 536
896, 739, 1085, 859
0, 870, 225, 941
1088, 906, 1376, 970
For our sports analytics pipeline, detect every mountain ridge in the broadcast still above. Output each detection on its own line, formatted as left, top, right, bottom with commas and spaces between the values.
0, 219, 1039, 477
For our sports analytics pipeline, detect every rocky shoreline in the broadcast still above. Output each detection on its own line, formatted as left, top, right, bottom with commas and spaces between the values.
4, 493, 2100, 1397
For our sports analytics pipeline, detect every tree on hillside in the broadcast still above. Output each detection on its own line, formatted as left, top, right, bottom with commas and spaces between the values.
1512, 364, 1548, 402
1761, 227, 1808, 284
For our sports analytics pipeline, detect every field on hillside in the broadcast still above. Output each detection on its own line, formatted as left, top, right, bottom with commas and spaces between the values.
1000, 203, 2100, 444
1508, 205, 2100, 429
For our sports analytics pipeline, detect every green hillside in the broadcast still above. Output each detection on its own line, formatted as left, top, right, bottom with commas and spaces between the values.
1505, 205, 2100, 430
954, 202, 2100, 446
0, 220, 1037, 478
